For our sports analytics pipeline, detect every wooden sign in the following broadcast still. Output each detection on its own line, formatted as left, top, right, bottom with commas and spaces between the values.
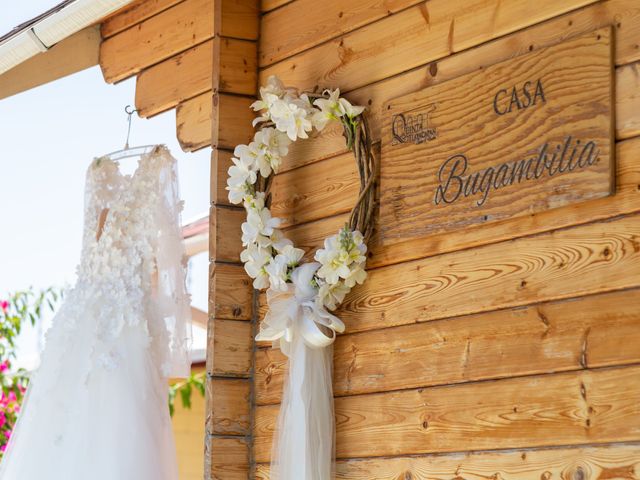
379, 27, 614, 245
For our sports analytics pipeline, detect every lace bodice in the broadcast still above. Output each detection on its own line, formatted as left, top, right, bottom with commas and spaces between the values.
60, 146, 192, 377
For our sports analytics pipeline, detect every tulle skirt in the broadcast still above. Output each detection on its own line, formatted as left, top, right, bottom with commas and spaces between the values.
0, 290, 179, 480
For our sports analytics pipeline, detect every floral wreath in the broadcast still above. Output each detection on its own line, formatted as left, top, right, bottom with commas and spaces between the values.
227, 75, 377, 337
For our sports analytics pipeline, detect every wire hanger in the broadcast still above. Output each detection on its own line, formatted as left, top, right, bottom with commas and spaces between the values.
98, 105, 160, 162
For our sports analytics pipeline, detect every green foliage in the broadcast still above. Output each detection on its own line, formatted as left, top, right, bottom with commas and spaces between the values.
167, 371, 206, 417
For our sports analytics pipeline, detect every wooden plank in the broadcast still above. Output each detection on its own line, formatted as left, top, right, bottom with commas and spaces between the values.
261, 0, 294, 13
100, 0, 214, 83
215, 94, 255, 149
283, 134, 640, 273
254, 365, 640, 461
101, 0, 183, 38
205, 436, 248, 479
617, 61, 640, 140
345, 213, 640, 333
0, 26, 100, 101
260, 211, 640, 333
270, 151, 358, 228
255, 287, 640, 405
210, 262, 252, 320
260, 0, 599, 94
260, 0, 423, 66
211, 149, 235, 205
380, 28, 615, 244
205, 377, 250, 435
135, 39, 256, 117
210, 207, 244, 263
206, 318, 252, 376
255, 444, 640, 480
176, 92, 212, 152
177, 93, 255, 151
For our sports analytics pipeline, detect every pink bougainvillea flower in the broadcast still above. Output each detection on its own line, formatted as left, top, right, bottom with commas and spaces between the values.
0, 361, 9, 373
0, 300, 8, 311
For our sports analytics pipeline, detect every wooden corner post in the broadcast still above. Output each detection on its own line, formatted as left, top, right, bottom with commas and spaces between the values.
205, 0, 259, 478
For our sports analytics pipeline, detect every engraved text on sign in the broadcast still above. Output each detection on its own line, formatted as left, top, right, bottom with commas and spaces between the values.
379, 28, 614, 244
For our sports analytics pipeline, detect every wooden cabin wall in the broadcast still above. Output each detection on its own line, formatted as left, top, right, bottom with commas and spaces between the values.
98, 1, 259, 478
244, 0, 640, 478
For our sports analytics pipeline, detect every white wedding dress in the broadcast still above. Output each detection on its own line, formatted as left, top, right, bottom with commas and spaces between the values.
0, 146, 192, 480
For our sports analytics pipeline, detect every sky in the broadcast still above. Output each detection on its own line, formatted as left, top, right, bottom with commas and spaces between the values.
0, 3, 211, 368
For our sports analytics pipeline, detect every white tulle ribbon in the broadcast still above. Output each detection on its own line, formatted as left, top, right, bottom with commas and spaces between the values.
256, 262, 343, 480
256, 262, 345, 355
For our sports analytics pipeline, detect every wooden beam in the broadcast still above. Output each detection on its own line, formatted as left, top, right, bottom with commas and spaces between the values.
100, 0, 215, 83
258, 211, 640, 333
260, 0, 599, 93
0, 26, 99, 100
206, 318, 252, 377
209, 207, 244, 263
255, 365, 640, 461
205, 436, 249, 479
209, 262, 252, 321
255, 287, 640, 405
135, 38, 256, 117
256, 444, 640, 480
100, 0, 184, 38
205, 377, 250, 435
259, 0, 424, 66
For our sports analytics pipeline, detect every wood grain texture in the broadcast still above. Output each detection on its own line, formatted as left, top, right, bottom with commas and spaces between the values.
209, 262, 252, 320
100, 0, 184, 38
205, 377, 250, 435
255, 287, 640, 405
135, 38, 256, 117
261, 0, 294, 13
380, 28, 614, 243
255, 444, 640, 480
211, 149, 234, 205
100, 0, 214, 83
214, 94, 256, 149
259, 212, 640, 333
176, 93, 255, 151
209, 207, 243, 263
205, 436, 248, 479
254, 365, 640, 461
259, 0, 423, 66
206, 319, 252, 376
260, 0, 599, 94
176, 92, 212, 152
270, 151, 358, 228
617, 61, 640, 140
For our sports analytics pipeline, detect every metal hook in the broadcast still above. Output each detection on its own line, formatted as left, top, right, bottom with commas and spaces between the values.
124, 105, 138, 149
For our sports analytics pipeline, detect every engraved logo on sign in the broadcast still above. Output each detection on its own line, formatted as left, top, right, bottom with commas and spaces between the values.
391, 103, 437, 145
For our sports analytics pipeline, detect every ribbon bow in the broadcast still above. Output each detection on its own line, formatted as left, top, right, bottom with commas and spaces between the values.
256, 262, 345, 356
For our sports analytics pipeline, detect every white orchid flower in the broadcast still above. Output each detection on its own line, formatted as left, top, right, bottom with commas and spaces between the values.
265, 255, 289, 291
270, 99, 313, 141
317, 281, 351, 310
253, 128, 291, 176
240, 244, 272, 289
339, 98, 365, 119
312, 89, 344, 130
242, 207, 281, 247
